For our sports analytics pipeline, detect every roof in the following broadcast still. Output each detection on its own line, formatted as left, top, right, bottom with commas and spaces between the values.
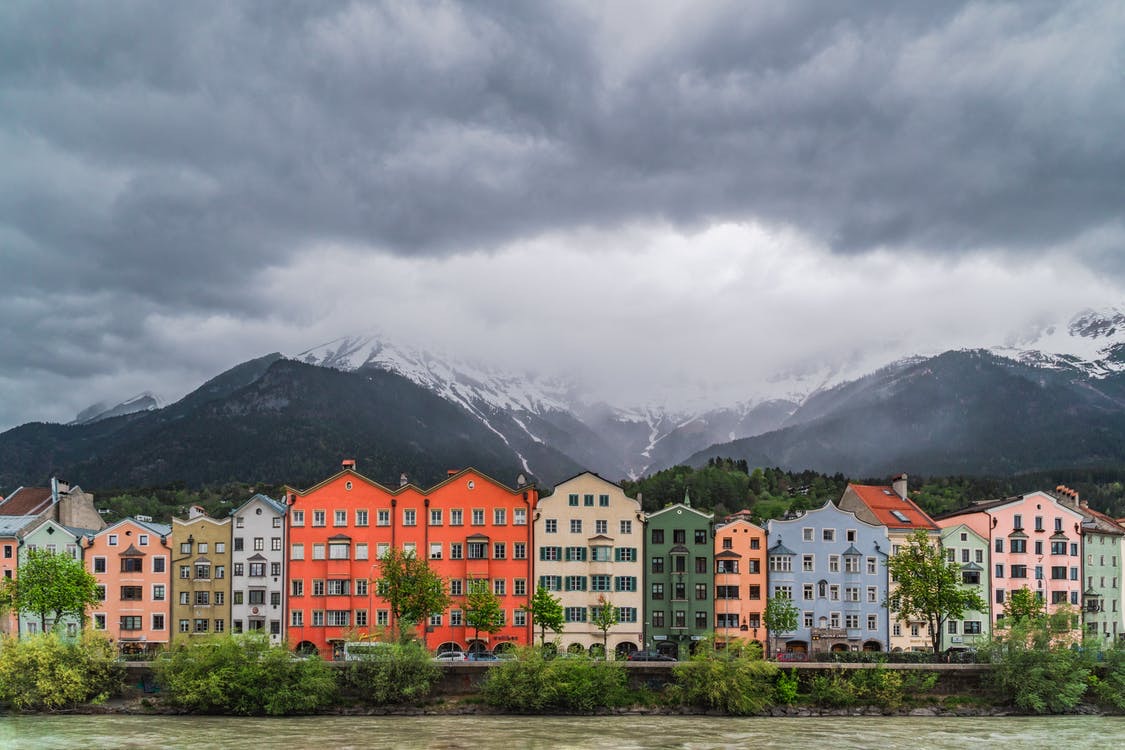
0, 515, 40, 537
844, 483, 939, 531
769, 539, 795, 555
646, 502, 713, 522
231, 493, 287, 517
94, 517, 171, 539
937, 490, 1087, 522
0, 487, 53, 516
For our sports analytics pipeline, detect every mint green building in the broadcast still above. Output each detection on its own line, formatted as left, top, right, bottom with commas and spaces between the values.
16, 519, 96, 638
644, 497, 713, 659
938, 523, 990, 651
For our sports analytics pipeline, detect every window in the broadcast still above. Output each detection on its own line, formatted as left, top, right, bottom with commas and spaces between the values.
194, 591, 211, 606
93, 556, 107, 574
962, 571, 980, 585
514, 578, 527, 596
249, 562, 266, 577
493, 579, 506, 596
120, 616, 142, 631
450, 509, 463, 526
599, 494, 610, 507
584, 494, 595, 507
1051, 566, 1068, 580
769, 555, 792, 572
494, 508, 506, 525
674, 582, 686, 599
195, 563, 211, 579
802, 528, 814, 542
539, 576, 561, 591
963, 621, 982, 635
273, 517, 282, 528
652, 611, 665, 628
802, 583, 814, 600
291, 579, 304, 597
450, 543, 463, 560
674, 611, 687, 628
565, 607, 587, 622
514, 508, 527, 525
695, 610, 708, 629
326, 579, 349, 596
291, 510, 304, 527
595, 519, 608, 535
716, 585, 740, 599
355, 509, 368, 527
403, 509, 416, 526
565, 576, 587, 591
1010, 539, 1026, 554
251, 537, 263, 551
430, 543, 443, 560
472, 509, 485, 525
1051, 540, 1067, 555
1011, 565, 1027, 578
545, 519, 557, 534
867, 586, 878, 603
568, 494, 579, 506
450, 579, 463, 596
334, 510, 347, 527
450, 609, 463, 626
179, 565, 190, 579
121, 586, 143, 601
493, 542, 506, 560
291, 543, 305, 560
376, 610, 389, 626
179, 542, 191, 554
312, 544, 325, 561
867, 557, 877, 574
652, 529, 664, 544
620, 520, 632, 534
846, 529, 857, 542
716, 559, 739, 574
377, 509, 390, 526
845, 555, 860, 573
570, 519, 582, 534
565, 546, 587, 562
467, 542, 487, 559
354, 578, 368, 596
1013, 514, 1023, 531
802, 554, 814, 572
673, 530, 686, 544
312, 579, 325, 596
616, 576, 638, 592
429, 509, 442, 526
327, 610, 350, 627
845, 614, 859, 629
651, 583, 664, 600
121, 557, 143, 573
234, 537, 245, 552
845, 586, 860, 602
995, 537, 1003, 553
694, 530, 707, 545
513, 542, 527, 560
651, 555, 665, 573
313, 510, 326, 527
822, 529, 835, 542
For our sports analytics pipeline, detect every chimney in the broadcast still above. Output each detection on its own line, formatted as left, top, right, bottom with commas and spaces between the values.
447, 469, 459, 477
516, 473, 527, 488
400, 473, 409, 487
188, 505, 206, 520
892, 473, 908, 500
341, 459, 356, 471
51, 477, 59, 505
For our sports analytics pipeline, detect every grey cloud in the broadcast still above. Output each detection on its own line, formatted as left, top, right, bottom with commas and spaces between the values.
2, 0, 1123, 428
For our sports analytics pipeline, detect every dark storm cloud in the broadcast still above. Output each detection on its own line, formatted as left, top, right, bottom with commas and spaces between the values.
1, 0, 1123, 428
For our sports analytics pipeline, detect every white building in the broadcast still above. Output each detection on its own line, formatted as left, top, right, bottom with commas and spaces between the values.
229, 494, 287, 644
533, 472, 645, 657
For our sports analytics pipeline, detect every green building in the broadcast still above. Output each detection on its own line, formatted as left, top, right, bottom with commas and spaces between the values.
938, 522, 991, 652
644, 496, 714, 659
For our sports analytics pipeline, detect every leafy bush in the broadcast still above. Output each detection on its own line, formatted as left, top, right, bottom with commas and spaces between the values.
670, 647, 777, 715
774, 669, 799, 705
808, 669, 855, 708
155, 634, 337, 715
983, 623, 1090, 714
341, 642, 440, 705
481, 647, 630, 712
1089, 645, 1125, 711
849, 666, 906, 709
0, 631, 123, 711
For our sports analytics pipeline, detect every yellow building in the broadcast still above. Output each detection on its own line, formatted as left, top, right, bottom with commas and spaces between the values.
171, 506, 232, 639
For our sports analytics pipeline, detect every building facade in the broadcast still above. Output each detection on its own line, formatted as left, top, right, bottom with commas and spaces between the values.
644, 499, 714, 659
766, 502, 890, 656
713, 518, 767, 650
533, 472, 645, 657
937, 490, 1086, 634
85, 518, 172, 656
171, 507, 232, 641
286, 462, 538, 658
837, 474, 941, 651
937, 522, 991, 651
229, 494, 288, 644
0, 515, 39, 636
16, 519, 90, 638
1055, 486, 1125, 642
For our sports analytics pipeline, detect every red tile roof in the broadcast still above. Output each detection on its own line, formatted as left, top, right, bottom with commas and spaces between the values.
846, 483, 939, 531
0, 487, 53, 516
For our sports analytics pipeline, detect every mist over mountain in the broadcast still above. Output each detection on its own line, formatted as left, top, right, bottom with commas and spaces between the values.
5, 307, 1125, 492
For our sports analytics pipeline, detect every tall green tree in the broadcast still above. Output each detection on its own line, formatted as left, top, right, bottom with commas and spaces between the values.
1004, 587, 1046, 627
763, 593, 798, 659
375, 547, 450, 643
0, 549, 100, 632
464, 578, 505, 652
885, 529, 988, 653
590, 595, 618, 658
522, 585, 564, 646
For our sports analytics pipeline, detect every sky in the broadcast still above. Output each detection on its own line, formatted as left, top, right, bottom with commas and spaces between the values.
2, 0, 1124, 430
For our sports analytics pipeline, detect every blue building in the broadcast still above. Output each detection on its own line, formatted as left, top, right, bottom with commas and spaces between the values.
766, 502, 890, 656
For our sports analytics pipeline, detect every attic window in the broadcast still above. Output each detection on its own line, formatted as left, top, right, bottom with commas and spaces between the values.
882, 490, 892, 495
890, 510, 910, 523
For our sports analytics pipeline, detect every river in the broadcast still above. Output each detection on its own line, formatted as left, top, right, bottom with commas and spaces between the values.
1, 714, 1123, 749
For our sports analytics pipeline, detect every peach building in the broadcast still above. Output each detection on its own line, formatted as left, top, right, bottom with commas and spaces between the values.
713, 517, 767, 650
85, 518, 172, 657
937, 490, 1085, 631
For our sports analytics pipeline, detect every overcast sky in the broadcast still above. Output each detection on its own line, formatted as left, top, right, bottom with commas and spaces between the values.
2, 0, 1124, 430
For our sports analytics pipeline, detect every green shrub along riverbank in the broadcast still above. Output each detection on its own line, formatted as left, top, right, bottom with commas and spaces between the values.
3, 633, 1125, 716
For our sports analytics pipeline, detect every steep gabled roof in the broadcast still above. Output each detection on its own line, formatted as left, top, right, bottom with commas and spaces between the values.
0, 487, 53, 516
231, 493, 287, 517
844, 483, 939, 531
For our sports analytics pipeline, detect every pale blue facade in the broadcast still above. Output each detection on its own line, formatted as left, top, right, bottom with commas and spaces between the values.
766, 502, 890, 655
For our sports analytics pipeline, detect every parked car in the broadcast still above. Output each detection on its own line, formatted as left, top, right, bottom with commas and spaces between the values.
776, 651, 809, 662
468, 652, 499, 661
626, 650, 676, 662
433, 650, 467, 662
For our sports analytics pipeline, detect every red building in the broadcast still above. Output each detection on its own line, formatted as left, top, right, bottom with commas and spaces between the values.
285, 461, 537, 658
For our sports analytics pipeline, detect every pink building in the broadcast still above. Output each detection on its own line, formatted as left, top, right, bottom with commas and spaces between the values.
85, 518, 173, 657
937, 491, 1085, 629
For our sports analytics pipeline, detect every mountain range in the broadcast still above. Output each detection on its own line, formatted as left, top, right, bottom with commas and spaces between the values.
3, 308, 1125, 492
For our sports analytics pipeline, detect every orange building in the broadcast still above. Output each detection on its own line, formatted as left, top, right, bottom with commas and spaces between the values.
285, 461, 537, 658
84, 518, 172, 657
713, 517, 767, 650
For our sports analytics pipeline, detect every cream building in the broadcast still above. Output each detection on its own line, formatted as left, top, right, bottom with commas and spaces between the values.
533, 472, 645, 657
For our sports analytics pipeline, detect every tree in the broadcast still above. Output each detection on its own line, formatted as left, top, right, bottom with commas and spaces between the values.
464, 578, 505, 652
1004, 587, 1046, 627
590, 595, 618, 658
0, 549, 100, 632
885, 529, 988, 653
763, 593, 798, 659
375, 547, 450, 643
522, 585, 564, 646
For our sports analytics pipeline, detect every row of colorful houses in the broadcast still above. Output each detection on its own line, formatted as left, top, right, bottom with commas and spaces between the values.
2, 465, 1123, 659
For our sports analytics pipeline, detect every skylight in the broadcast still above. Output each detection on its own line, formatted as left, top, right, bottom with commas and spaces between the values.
890, 510, 910, 523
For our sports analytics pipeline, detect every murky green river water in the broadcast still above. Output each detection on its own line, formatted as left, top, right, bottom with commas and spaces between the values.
1, 714, 1122, 749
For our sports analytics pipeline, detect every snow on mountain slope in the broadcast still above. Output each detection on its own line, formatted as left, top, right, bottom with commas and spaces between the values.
70, 392, 162, 425
993, 308, 1125, 378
